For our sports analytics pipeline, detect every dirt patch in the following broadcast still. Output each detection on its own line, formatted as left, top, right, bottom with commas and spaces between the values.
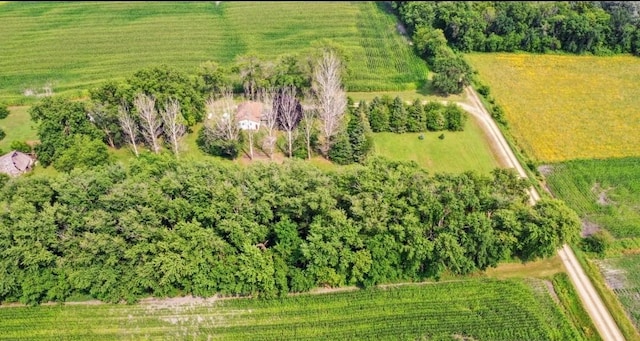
537, 164, 554, 176
452, 334, 478, 341
544, 279, 560, 304
581, 219, 602, 237
592, 182, 615, 206
594, 259, 627, 290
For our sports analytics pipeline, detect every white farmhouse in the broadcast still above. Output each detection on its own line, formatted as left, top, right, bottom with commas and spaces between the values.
236, 101, 263, 131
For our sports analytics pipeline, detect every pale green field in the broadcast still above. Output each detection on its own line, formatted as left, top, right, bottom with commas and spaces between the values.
466, 53, 640, 163
0, 1, 428, 104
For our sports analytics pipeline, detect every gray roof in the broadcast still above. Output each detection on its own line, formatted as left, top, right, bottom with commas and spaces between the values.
0, 151, 34, 177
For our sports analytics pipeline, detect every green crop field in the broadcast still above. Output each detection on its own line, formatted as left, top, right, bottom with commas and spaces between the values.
466, 53, 640, 163
0, 279, 585, 340
371, 118, 501, 175
0, 1, 428, 105
597, 254, 640, 331
545, 157, 640, 239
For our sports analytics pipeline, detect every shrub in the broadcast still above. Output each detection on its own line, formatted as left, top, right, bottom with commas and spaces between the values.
0, 105, 9, 119
438, 133, 445, 140
477, 84, 490, 97
10, 141, 32, 153
581, 230, 614, 256
0, 128, 5, 141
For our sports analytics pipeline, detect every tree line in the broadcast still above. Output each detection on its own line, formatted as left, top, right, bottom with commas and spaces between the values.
0, 155, 580, 305
392, 1, 640, 95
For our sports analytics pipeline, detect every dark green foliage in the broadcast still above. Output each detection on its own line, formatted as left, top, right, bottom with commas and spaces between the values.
431, 55, 472, 95
367, 96, 390, 132
389, 96, 408, 133
0, 157, 580, 304
491, 104, 507, 125
581, 230, 614, 256
196, 61, 229, 97
406, 98, 425, 132
328, 129, 353, 165
29, 97, 103, 167
123, 65, 204, 126
0, 128, 5, 141
196, 126, 242, 160
347, 104, 373, 163
53, 135, 110, 172
425, 101, 446, 131
444, 103, 467, 131
395, 1, 640, 56
438, 133, 445, 140
0, 104, 9, 119
10, 141, 32, 154
477, 84, 491, 97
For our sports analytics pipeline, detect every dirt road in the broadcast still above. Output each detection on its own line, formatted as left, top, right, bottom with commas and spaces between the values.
461, 86, 625, 341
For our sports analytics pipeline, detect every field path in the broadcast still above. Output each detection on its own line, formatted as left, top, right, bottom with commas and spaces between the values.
460, 86, 625, 341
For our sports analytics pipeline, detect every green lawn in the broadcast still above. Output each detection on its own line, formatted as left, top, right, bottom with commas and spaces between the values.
0, 279, 585, 340
371, 119, 500, 175
0, 106, 37, 152
0, 1, 428, 105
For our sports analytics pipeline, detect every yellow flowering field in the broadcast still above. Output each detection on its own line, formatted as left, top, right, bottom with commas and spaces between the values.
466, 53, 640, 162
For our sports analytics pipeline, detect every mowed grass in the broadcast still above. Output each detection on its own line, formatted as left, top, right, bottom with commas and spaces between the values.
545, 157, 640, 238
0, 106, 37, 152
466, 53, 640, 163
371, 118, 501, 175
0, 1, 428, 104
0, 279, 584, 340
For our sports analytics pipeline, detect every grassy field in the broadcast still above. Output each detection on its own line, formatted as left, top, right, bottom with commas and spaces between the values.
0, 1, 428, 105
0, 106, 37, 152
466, 53, 640, 163
544, 157, 640, 239
371, 118, 501, 175
0, 279, 585, 340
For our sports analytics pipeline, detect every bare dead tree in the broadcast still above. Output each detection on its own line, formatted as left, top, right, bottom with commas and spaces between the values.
313, 50, 347, 157
277, 86, 301, 158
258, 87, 277, 159
118, 101, 139, 157
134, 93, 162, 154
204, 88, 239, 141
300, 90, 317, 160
160, 98, 186, 158
87, 102, 116, 148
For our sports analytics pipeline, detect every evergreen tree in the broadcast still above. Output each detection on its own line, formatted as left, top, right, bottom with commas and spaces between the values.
389, 96, 408, 133
444, 103, 467, 131
347, 104, 373, 163
424, 101, 446, 131
328, 128, 353, 165
367, 97, 390, 132
406, 98, 425, 132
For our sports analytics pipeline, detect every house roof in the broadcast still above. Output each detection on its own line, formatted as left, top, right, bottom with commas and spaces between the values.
0, 151, 34, 177
237, 101, 263, 123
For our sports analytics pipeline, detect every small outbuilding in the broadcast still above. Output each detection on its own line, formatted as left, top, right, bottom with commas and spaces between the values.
0, 150, 34, 177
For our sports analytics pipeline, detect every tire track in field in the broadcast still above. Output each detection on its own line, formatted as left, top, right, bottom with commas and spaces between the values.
460, 86, 625, 341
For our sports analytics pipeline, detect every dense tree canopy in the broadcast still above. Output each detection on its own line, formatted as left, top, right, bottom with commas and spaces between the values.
0, 156, 580, 305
